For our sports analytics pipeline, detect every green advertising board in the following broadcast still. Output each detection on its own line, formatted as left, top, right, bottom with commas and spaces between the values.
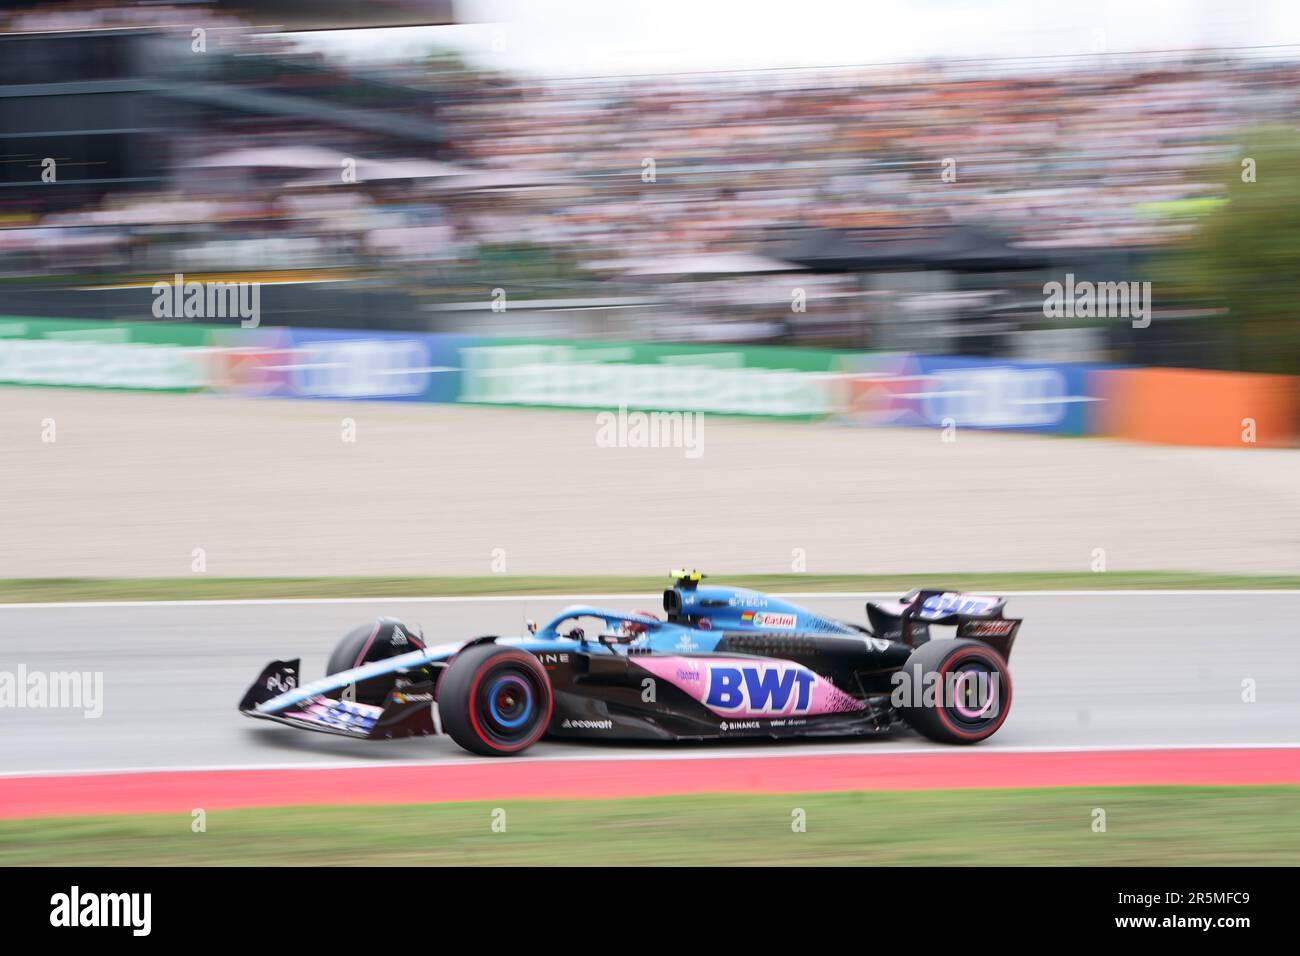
0, 317, 211, 391
457, 339, 851, 418
0, 322, 858, 419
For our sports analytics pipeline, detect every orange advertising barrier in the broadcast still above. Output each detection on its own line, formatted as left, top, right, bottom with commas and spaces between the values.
1089, 368, 1300, 447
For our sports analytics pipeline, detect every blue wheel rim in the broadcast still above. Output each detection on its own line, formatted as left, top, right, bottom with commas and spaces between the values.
487, 674, 534, 729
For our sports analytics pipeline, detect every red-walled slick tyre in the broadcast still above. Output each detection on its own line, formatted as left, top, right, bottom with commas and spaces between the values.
897, 639, 1012, 744
439, 644, 553, 756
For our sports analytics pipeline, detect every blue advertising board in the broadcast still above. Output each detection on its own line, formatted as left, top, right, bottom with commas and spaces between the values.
209, 327, 471, 403
836, 353, 1111, 435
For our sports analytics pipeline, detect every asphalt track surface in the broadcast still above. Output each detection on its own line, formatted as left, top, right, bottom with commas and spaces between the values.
2, 591, 1297, 778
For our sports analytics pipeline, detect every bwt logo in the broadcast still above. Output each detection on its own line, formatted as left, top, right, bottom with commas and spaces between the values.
704, 664, 816, 715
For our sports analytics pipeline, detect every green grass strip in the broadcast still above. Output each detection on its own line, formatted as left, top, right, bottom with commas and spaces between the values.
0, 572, 1296, 604
3, 787, 1297, 866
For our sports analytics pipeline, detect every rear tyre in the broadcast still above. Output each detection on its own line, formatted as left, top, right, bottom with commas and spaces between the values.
897, 638, 1011, 744
438, 644, 553, 756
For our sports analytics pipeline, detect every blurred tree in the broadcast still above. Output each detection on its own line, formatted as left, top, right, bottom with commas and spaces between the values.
1158, 128, 1300, 374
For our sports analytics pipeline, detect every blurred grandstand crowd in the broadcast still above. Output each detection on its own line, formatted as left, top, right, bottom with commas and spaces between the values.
2, 3, 1298, 356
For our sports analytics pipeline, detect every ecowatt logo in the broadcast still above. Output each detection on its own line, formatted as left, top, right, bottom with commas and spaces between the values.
561, 718, 613, 730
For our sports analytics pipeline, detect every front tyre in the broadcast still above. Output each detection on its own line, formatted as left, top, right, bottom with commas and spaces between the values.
438, 644, 553, 756
897, 638, 1012, 744
326, 618, 424, 706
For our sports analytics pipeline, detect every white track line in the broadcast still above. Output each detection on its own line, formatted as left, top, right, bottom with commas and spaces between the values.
2, 741, 1297, 780
0, 589, 1296, 610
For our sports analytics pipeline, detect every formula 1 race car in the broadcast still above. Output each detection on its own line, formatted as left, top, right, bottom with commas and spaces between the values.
239, 572, 1020, 756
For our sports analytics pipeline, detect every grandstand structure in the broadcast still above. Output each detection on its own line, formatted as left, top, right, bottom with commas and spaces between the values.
0, 2, 454, 208
0, 3, 1291, 364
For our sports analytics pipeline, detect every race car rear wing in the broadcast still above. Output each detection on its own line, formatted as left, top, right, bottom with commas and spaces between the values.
869, 590, 1021, 660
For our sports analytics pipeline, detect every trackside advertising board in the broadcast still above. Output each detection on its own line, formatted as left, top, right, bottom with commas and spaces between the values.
0, 318, 470, 402
0, 317, 210, 391
835, 352, 1109, 436
207, 326, 469, 403
457, 339, 852, 419
12, 319, 1264, 444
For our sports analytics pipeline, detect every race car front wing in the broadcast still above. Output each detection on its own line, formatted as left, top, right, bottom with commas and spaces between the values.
238, 659, 438, 740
